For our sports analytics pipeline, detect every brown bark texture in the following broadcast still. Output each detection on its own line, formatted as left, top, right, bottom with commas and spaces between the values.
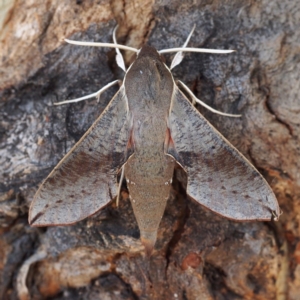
0, 0, 299, 299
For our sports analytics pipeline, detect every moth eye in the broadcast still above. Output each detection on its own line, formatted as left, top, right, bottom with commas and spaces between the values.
89, 148, 93, 152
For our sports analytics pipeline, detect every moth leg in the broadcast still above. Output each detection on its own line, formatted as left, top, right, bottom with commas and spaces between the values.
17, 250, 47, 299
170, 24, 196, 70
178, 80, 241, 118
272, 208, 283, 221
54, 80, 121, 105
113, 25, 126, 72
116, 165, 125, 207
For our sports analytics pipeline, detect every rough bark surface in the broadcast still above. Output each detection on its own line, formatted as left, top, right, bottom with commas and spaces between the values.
0, 0, 299, 299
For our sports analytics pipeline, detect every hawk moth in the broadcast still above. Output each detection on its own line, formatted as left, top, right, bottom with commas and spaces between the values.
29, 26, 281, 255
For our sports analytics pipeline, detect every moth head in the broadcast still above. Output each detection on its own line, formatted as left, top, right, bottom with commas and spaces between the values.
137, 45, 163, 61
124, 44, 173, 106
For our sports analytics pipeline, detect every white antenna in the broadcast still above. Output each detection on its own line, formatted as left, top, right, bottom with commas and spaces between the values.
64, 39, 139, 53
160, 47, 235, 54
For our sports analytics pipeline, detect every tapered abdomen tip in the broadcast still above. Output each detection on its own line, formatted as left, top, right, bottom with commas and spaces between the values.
140, 231, 157, 256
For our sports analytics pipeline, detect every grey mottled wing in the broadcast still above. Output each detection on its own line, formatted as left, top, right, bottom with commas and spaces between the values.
167, 87, 280, 220
29, 86, 132, 226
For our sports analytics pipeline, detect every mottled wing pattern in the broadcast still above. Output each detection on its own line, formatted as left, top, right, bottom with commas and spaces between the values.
168, 87, 280, 220
29, 86, 132, 226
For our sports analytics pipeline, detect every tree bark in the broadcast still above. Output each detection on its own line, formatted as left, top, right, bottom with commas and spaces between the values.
0, 0, 299, 299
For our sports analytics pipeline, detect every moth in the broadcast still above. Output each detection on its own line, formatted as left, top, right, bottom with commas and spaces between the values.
29, 26, 281, 255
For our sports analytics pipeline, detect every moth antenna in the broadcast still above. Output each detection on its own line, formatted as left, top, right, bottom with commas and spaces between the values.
178, 80, 242, 118
159, 47, 235, 54
170, 24, 196, 70
54, 80, 120, 105
113, 25, 126, 72
64, 39, 139, 53
116, 165, 125, 207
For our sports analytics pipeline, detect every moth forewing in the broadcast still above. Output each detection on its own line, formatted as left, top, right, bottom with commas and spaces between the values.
29, 85, 133, 226
167, 86, 280, 221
